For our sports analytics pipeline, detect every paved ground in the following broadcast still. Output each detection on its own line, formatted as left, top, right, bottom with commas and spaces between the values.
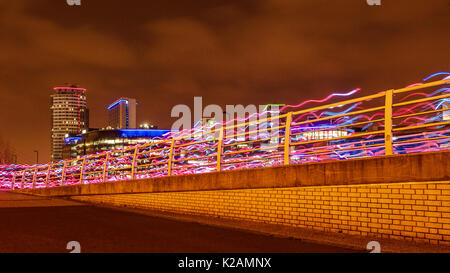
0, 191, 359, 253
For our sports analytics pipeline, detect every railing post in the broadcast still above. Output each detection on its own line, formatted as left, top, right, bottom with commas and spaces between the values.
217, 127, 224, 172
61, 162, 67, 186
284, 112, 292, 165
79, 158, 86, 184
130, 147, 138, 180
102, 153, 110, 182
32, 168, 37, 189
20, 171, 25, 189
167, 139, 175, 176
384, 89, 394, 156
45, 164, 52, 188
11, 173, 16, 190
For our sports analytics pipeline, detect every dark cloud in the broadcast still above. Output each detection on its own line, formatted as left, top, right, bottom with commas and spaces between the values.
0, 0, 449, 163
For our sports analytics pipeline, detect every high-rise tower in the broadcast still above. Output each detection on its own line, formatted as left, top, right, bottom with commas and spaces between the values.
51, 85, 89, 161
107, 97, 137, 129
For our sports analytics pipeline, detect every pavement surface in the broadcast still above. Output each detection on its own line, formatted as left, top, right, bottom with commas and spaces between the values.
0, 191, 358, 253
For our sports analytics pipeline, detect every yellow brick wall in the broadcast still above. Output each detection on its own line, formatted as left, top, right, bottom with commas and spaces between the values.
72, 181, 450, 245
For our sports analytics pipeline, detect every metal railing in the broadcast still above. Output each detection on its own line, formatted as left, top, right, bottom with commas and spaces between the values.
2, 77, 449, 190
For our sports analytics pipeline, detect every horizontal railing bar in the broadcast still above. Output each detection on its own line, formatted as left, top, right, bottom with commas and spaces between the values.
135, 169, 167, 174
223, 136, 280, 147
171, 154, 217, 163
393, 108, 445, 119
172, 147, 219, 155
174, 138, 219, 148
83, 170, 104, 175
393, 93, 450, 107
222, 154, 283, 165
393, 121, 450, 132
107, 154, 135, 160
290, 130, 385, 146
393, 135, 449, 145
136, 161, 169, 168
136, 153, 170, 162
171, 162, 217, 170
138, 147, 171, 155
393, 79, 450, 94
106, 166, 132, 172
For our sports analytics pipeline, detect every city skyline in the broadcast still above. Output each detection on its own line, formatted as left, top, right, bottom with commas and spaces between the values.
0, 0, 449, 163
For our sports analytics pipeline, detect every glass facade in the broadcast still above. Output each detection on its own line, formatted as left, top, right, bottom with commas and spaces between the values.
62, 129, 172, 159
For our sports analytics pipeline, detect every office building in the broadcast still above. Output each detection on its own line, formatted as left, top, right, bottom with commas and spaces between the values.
51, 85, 89, 161
108, 97, 137, 129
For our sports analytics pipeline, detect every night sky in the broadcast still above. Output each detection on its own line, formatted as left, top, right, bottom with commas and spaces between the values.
0, 0, 449, 163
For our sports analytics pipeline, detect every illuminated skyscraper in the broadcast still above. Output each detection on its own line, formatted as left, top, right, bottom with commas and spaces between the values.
50, 85, 89, 161
107, 97, 137, 129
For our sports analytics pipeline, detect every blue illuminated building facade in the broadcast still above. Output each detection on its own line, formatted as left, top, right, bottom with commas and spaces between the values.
108, 97, 137, 129
62, 128, 174, 159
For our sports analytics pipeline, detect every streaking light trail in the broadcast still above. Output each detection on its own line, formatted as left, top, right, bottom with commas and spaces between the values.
1, 74, 449, 190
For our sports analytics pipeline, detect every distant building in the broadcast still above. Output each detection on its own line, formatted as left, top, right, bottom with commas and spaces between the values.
139, 123, 158, 129
62, 128, 173, 159
51, 85, 89, 161
108, 97, 137, 129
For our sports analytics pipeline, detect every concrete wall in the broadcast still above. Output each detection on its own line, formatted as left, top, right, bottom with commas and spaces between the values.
15, 151, 450, 197
14, 150, 450, 245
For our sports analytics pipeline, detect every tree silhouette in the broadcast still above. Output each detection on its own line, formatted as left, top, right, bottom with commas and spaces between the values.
0, 136, 17, 164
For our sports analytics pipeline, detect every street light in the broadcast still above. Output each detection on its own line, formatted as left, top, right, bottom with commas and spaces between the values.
33, 150, 39, 164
